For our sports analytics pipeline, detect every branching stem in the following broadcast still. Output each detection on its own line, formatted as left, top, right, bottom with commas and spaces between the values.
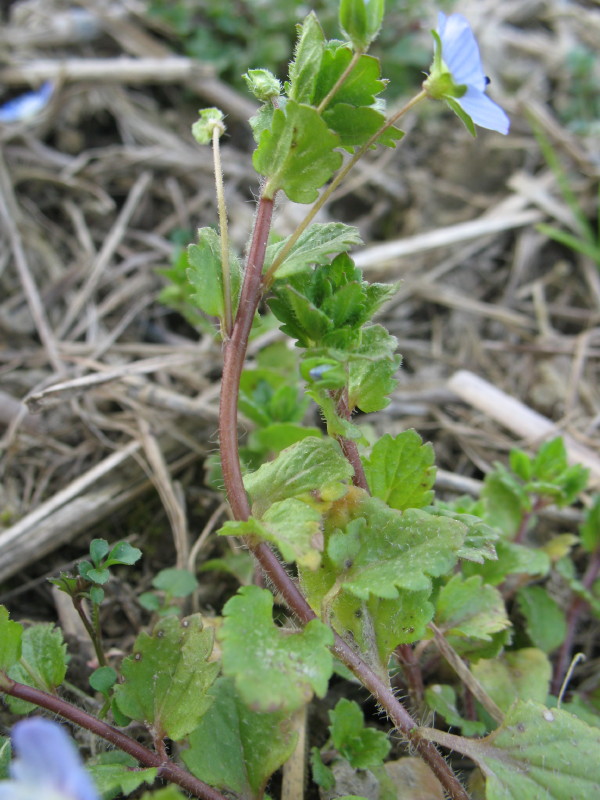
1, 678, 228, 800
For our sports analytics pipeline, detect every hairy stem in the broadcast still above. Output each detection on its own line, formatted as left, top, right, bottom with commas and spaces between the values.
334, 391, 368, 491
218, 201, 468, 800
220, 194, 274, 521
1, 678, 228, 800
73, 595, 106, 667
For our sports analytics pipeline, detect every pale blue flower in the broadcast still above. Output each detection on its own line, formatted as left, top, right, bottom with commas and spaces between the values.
0, 82, 54, 124
0, 718, 98, 800
424, 12, 509, 135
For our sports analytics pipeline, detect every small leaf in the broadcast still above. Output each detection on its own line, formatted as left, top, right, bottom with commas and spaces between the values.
425, 701, 600, 800
435, 574, 510, 641
364, 431, 436, 511
114, 615, 218, 741
264, 222, 362, 280
87, 751, 157, 797
516, 585, 567, 653
244, 436, 353, 517
219, 586, 334, 713
480, 467, 529, 537
105, 541, 142, 567
471, 648, 551, 712
152, 568, 198, 598
182, 676, 297, 798
311, 747, 335, 790
89, 538, 110, 565
0, 606, 22, 671
329, 698, 390, 769
89, 586, 105, 605
90, 666, 118, 696
253, 100, 343, 203
347, 325, 400, 413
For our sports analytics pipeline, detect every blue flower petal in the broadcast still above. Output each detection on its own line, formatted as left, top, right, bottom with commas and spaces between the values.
455, 87, 510, 135
9, 719, 98, 800
0, 82, 54, 124
438, 13, 486, 91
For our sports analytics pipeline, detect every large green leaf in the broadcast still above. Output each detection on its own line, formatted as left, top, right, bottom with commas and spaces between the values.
347, 325, 400, 412
253, 100, 342, 203
114, 615, 218, 741
219, 586, 333, 713
471, 648, 551, 712
423, 700, 600, 800
516, 585, 567, 653
435, 574, 510, 641
363, 431, 436, 510
323, 104, 403, 149
244, 436, 353, 517
182, 676, 297, 800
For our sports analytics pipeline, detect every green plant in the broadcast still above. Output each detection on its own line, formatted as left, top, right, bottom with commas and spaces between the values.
2, 5, 599, 800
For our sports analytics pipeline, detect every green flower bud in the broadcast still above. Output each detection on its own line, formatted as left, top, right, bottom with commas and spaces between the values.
243, 69, 282, 102
191, 107, 225, 145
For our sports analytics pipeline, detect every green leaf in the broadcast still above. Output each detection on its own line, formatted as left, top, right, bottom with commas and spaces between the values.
248, 422, 322, 456
187, 227, 242, 321
105, 541, 143, 567
300, 491, 466, 671
581, 495, 600, 553
329, 699, 390, 769
90, 538, 110, 565
288, 12, 326, 104
140, 789, 186, 800
182, 676, 297, 799
325, 495, 466, 600
0, 606, 22, 671
253, 100, 343, 203
480, 467, 529, 537
425, 684, 486, 736
463, 540, 550, 586
152, 568, 198, 598
471, 648, 551, 712
199, 551, 255, 586
219, 586, 334, 713
114, 615, 218, 741
6, 623, 67, 714
435, 574, 510, 641
264, 223, 362, 280
244, 436, 353, 517
79, 562, 110, 584
527, 437, 589, 505
311, 746, 335, 790
90, 666, 118, 696
347, 325, 400, 412
516, 585, 567, 653
87, 751, 157, 798
221, 499, 323, 570
364, 431, 436, 511
426, 701, 600, 800
314, 48, 386, 108
323, 104, 403, 149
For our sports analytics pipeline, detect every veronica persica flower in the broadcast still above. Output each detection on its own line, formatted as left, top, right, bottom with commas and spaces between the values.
0, 718, 99, 800
423, 12, 509, 136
